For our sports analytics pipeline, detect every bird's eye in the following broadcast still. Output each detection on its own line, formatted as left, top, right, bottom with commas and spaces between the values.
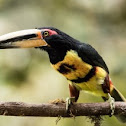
43, 31, 49, 38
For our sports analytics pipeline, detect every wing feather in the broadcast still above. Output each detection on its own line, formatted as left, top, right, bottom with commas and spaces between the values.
77, 43, 109, 73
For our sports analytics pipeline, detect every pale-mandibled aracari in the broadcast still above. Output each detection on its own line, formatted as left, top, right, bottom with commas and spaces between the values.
0, 27, 125, 122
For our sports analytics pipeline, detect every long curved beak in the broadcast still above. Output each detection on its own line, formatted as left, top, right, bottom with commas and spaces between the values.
0, 29, 47, 49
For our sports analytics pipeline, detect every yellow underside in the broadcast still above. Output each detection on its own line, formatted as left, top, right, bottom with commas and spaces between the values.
69, 67, 108, 97
52, 50, 108, 97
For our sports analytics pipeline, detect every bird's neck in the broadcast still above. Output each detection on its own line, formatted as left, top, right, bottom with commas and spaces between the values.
40, 39, 80, 64
40, 46, 67, 64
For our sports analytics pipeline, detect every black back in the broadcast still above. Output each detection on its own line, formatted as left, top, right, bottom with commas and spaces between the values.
77, 43, 109, 73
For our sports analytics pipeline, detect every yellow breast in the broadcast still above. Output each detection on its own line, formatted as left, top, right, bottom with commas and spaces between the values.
52, 50, 92, 80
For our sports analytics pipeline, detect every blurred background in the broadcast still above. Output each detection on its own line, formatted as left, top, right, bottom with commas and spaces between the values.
0, 0, 126, 126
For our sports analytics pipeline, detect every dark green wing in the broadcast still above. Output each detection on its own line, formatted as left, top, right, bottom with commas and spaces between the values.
77, 43, 109, 73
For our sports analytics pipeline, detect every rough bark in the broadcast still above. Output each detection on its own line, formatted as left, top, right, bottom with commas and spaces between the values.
0, 102, 125, 117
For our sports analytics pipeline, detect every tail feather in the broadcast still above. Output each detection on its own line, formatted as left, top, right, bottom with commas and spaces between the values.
110, 87, 126, 102
110, 87, 126, 123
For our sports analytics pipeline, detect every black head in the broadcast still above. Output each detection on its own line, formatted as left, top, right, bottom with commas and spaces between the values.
37, 27, 80, 64
38, 27, 79, 49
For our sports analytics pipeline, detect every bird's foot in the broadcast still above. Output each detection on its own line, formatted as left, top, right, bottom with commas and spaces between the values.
66, 97, 75, 112
50, 98, 65, 104
107, 93, 115, 117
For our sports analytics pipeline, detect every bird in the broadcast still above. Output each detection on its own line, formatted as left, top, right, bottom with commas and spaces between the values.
0, 27, 125, 122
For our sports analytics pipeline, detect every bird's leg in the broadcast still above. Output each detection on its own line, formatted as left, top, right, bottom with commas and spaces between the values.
66, 84, 80, 112
66, 97, 75, 111
107, 93, 115, 116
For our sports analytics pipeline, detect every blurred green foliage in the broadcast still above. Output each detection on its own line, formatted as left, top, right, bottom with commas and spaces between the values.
0, 0, 126, 126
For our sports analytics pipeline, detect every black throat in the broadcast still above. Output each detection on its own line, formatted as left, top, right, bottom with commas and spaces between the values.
40, 46, 68, 64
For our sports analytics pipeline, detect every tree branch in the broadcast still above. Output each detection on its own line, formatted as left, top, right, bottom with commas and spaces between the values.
0, 102, 125, 117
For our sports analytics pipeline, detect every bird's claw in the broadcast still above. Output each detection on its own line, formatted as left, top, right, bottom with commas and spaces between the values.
50, 98, 65, 104
108, 93, 115, 116
66, 97, 75, 112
